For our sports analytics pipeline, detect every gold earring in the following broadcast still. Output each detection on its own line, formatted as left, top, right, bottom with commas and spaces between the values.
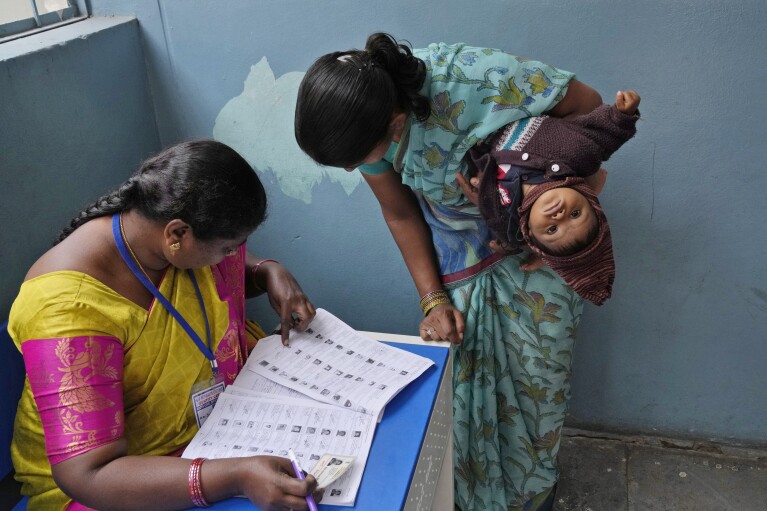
170, 242, 181, 255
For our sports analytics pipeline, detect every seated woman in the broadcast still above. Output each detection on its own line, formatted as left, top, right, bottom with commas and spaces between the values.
8, 140, 321, 510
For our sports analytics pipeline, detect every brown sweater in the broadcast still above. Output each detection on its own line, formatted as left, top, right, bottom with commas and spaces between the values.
472, 103, 639, 247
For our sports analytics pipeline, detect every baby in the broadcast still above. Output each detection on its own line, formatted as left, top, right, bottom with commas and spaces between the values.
461, 90, 640, 305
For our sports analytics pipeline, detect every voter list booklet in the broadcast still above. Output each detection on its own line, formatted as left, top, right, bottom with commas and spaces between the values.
182, 308, 434, 506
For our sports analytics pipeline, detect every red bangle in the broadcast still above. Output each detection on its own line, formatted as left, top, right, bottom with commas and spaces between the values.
188, 457, 210, 508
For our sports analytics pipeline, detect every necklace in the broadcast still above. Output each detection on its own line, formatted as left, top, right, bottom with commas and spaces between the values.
118, 212, 155, 284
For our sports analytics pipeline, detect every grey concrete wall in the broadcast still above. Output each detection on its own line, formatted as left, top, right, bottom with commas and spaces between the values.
0, 17, 161, 322
5, 1, 765, 444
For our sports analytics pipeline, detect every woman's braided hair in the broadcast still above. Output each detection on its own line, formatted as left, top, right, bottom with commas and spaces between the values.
55, 140, 267, 244
295, 32, 429, 168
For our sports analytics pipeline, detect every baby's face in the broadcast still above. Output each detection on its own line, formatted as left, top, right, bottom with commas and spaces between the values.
528, 187, 596, 253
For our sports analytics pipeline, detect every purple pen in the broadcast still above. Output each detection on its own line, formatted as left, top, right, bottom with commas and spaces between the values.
288, 448, 319, 511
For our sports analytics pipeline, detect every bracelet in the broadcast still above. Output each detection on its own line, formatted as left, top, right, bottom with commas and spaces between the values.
188, 457, 210, 508
419, 289, 450, 316
250, 259, 278, 291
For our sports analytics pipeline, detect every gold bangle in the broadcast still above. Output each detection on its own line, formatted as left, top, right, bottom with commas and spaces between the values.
419, 289, 447, 307
423, 297, 450, 316
420, 289, 450, 316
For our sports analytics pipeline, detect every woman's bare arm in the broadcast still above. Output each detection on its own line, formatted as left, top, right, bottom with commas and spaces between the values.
545, 79, 603, 118
52, 440, 317, 511
363, 169, 464, 344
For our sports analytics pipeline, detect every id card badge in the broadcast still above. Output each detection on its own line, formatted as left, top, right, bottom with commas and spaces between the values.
191, 375, 226, 428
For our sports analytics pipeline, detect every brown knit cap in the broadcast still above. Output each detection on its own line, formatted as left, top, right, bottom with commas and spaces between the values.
518, 177, 615, 306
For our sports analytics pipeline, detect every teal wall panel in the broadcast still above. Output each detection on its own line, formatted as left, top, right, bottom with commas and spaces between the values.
0, 18, 161, 323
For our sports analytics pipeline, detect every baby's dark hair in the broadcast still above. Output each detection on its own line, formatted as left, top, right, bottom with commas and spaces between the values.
295, 32, 430, 168
55, 140, 267, 244
528, 215, 600, 257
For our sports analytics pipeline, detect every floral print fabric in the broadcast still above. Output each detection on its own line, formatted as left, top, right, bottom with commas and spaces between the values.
398, 43, 574, 206
448, 255, 582, 510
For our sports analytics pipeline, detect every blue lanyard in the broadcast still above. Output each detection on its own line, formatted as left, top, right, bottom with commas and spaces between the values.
111, 214, 218, 375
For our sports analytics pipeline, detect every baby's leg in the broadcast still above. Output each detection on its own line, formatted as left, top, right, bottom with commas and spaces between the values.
615, 90, 640, 115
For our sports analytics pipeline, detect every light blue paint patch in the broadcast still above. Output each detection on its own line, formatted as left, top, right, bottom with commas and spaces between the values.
213, 57, 362, 204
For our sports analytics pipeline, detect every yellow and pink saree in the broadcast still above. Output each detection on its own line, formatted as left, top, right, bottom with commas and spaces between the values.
8, 247, 254, 510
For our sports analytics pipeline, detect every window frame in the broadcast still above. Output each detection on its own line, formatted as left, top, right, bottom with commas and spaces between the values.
0, 0, 89, 43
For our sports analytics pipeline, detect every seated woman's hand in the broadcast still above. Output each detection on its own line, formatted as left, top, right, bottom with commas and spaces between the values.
260, 262, 316, 345
240, 455, 322, 511
420, 303, 465, 345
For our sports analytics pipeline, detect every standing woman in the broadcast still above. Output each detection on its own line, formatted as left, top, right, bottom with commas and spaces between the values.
8, 140, 320, 510
295, 33, 602, 511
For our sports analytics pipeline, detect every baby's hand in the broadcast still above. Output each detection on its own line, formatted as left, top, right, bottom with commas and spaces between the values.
455, 172, 481, 206
615, 90, 640, 115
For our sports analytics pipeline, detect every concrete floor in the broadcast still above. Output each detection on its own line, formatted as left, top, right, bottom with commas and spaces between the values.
555, 428, 767, 511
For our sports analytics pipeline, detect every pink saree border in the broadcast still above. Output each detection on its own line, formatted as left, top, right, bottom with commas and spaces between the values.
209, 245, 249, 384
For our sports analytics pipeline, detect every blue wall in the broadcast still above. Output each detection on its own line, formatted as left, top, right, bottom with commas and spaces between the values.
3, 1, 766, 444
0, 17, 161, 322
